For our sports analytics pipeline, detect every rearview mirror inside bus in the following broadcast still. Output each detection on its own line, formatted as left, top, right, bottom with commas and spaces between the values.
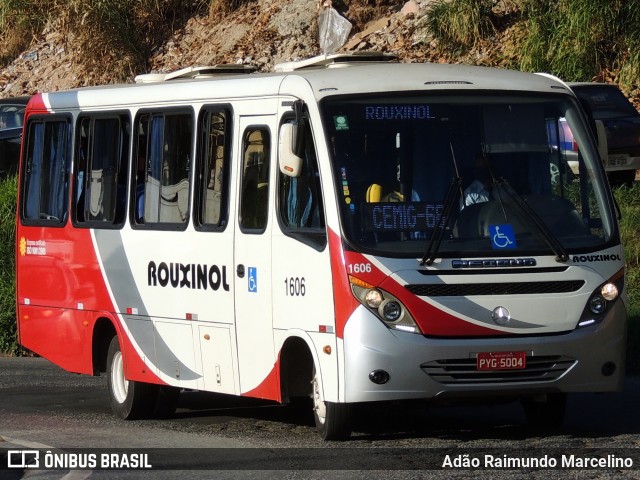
278, 123, 303, 177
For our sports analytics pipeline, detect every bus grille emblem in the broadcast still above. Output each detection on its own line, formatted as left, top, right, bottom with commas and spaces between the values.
492, 306, 511, 325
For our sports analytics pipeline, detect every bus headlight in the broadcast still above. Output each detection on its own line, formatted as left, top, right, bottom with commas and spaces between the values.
601, 282, 618, 301
365, 289, 383, 309
349, 276, 422, 334
577, 269, 624, 329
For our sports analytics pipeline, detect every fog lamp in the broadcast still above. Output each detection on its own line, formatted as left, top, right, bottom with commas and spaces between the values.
601, 283, 619, 301
601, 362, 616, 376
365, 289, 383, 309
369, 370, 390, 385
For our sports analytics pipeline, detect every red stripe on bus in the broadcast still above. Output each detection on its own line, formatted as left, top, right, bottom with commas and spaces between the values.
241, 358, 282, 402
329, 229, 360, 339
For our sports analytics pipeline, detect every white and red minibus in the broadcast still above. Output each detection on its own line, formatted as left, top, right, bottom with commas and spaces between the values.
16, 55, 627, 439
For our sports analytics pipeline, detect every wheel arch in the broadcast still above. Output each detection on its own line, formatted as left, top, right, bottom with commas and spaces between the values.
92, 315, 118, 375
279, 335, 315, 403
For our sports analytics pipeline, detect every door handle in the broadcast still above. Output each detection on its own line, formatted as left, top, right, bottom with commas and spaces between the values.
236, 264, 245, 278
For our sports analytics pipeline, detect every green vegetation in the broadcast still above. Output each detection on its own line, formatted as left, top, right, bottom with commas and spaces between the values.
424, 0, 495, 53
0, 0, 397, 74
0, 0, 218, 80
0, 0, 49, 65
425, 0, 640, 94
613, 185, 640, 373
616, 186, 640, 294
0, 175, 18, 354
516, 0, 640, 86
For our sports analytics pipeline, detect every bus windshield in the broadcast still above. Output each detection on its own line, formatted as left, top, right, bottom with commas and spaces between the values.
322, 93, 613, 258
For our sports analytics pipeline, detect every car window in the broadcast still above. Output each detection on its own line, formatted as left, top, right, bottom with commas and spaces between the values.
572, 86, 638, 120
0, 105, 25, 129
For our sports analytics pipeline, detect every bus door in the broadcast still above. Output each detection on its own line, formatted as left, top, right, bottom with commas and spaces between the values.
233, 117, 277, 398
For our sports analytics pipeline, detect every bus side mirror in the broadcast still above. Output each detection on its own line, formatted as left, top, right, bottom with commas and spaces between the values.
278, 123, 303, 177
595, 119, 608, 163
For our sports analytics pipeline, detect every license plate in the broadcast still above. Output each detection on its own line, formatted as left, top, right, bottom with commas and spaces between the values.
608, 154, 629, 166
477, 351, 526, 371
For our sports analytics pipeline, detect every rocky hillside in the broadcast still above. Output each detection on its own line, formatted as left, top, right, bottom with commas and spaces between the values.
0, 0, 433, 95
0, 0, 637, 109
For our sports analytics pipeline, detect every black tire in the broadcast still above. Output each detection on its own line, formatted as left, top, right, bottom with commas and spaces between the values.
312, 367, 352, 440
522, 393, 567, 431
106, 336, 157, 420
152, 386, 180, 418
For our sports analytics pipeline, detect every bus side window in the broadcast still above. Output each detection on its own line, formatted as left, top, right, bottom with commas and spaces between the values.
74, 115, 129, 226
277, 117, 326, 247
195, 108, 230, 229
21, 117, 70, 224
240, 127, 270, 232
133, 111, 192, 228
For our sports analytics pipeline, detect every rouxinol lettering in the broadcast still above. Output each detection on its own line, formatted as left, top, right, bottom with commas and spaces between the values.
571, 254, 622, 263
364, 105, 435, 121
148, 261, 230, 291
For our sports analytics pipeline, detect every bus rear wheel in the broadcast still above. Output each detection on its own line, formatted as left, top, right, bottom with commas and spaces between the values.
312, 367, 352, 440
152, 385, 181, 419
107, 335, 158, 420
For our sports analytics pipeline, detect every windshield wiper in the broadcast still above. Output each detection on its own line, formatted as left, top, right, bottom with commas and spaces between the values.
420, 176, 462, 266
494, 178, 569, 263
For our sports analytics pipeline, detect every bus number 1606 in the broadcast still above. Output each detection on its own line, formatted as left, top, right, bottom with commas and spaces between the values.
347, 263, 372, 274
285, 277, 306, 296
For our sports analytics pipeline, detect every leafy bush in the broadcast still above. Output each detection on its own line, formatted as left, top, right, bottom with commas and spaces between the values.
0, 175, 18, 354
425, 0, 495, 52
517, 0, 621, 81
0, 0, 51, 65
0, 0, 214, 79
63, 0, 213, 81
615, 184, 640, 275
508, 0, 640, 89
617, 1, 640, 90
423, 0, 640, 94
612, 184, 640, 372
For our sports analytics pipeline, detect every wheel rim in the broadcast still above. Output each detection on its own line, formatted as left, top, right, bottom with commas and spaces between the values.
312, 370, 326, 424
111, 351, 129, 404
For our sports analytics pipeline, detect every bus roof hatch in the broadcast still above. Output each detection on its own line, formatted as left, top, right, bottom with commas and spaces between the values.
274, 52, 398, 72
134, 65, 257, 83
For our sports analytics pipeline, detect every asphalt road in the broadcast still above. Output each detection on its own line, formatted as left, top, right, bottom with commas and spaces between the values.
1, 357, 639, 479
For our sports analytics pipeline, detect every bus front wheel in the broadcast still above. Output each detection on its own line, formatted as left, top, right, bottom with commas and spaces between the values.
312, 367, 352, 440
106, 336, 157, 420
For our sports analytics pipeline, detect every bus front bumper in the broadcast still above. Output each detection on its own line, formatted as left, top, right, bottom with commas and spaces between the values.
341, 302, 626, 403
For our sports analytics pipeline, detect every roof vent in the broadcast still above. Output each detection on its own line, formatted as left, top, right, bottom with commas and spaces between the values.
134, 65, 256, 83
424, 80, 473, 85
274, 52, 397, 72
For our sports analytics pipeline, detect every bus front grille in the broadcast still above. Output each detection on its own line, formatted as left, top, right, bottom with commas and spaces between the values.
421, 355, 576, 385
406, 281, 584, 297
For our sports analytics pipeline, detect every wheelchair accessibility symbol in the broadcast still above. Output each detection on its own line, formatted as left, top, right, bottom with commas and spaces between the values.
489, 224, 516, 250
248, 267, 258, 293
